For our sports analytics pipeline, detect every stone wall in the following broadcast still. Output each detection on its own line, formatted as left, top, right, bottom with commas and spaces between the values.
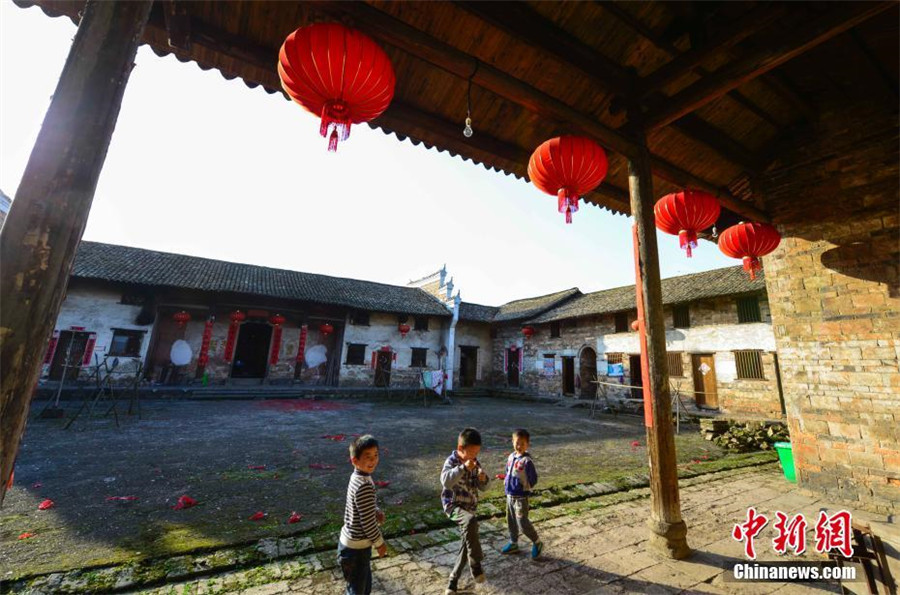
760, 100, 899, 513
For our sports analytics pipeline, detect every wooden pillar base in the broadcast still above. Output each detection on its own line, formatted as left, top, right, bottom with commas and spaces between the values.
647, 518, 692, 559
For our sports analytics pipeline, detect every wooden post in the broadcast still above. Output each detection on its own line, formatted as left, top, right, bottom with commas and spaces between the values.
627, 128, 691, 559
0, 0, 153, 504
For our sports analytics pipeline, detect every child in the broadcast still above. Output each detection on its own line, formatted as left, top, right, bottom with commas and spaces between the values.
441, 427, 490, 594
501, 428, 543, 558
338, 435, 387, 595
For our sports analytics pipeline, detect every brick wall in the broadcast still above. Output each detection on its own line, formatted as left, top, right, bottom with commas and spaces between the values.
760, 100, 900, 513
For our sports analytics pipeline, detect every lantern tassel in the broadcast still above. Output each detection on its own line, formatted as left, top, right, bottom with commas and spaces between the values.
558, 188, 578, 224
678, 230, 698, 258
743, 256, 760, 280
321, 101, 352, 153
328, 129, 339, 152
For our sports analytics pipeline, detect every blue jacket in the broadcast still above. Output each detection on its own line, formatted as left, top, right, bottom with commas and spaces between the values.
504, 452, 538, 497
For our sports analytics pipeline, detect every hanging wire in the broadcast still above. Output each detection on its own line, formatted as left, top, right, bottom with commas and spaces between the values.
463, 61, 480, 138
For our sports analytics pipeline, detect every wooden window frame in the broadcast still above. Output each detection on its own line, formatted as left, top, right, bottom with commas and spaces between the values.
614, 312, 629, 333
410, 347, 428, 368
735, 350, 766, 380
672, 304, 690, 329
550, 321, 560, 338
414, 316, 429, 331
345, 343, 367, 366
350, 311, 370, 326
606, 353, 623, 365
108, 328, 145, 357
667, 352, 684, 376
737, 296, 762, 324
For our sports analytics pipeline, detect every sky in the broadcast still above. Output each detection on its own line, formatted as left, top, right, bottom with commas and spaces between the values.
0, 3, 738, 307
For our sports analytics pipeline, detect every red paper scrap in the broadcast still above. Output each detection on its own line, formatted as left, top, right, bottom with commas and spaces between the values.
373, 480, 390, 488
38, 499, 54, 510
18, 532, 35, 540
249, 511, 266, 521
631, 440, 641, 448
393, 499, 404, 506
309, 463, 336, 470
495, 474, 506, 480
173, 495, 197, 510
288, 511, 303, 524
32, 482, 42, 489
321, 434, 346, 441
248, 465, 266, 470
106, 496, 139, 502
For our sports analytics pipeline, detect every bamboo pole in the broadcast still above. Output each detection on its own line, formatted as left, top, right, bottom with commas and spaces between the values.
0, 0, 153, 504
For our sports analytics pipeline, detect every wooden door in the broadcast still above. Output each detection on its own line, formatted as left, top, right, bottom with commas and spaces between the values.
692, 354, 718, 409
629, 354, 643, 400
506, 348, 519, 387
579, 348, 597, 398
562, 357, 575, 395
49, 331, 89, 381
232, 322, 272, 379
375, 351, 392, 387
459, 347, 477, 388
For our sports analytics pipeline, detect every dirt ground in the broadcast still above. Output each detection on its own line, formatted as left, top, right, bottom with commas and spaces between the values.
1, 396, 733, 579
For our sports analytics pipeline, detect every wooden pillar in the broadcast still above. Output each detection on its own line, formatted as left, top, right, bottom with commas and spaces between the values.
0, 0, 153, 504
627, 129, 691, 559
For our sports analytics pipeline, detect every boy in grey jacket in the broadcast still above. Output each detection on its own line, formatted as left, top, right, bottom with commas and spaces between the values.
440, 428, 490, 594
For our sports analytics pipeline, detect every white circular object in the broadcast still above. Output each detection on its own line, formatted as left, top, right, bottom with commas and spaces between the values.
305, 344, 327, 368
170, 340, 193, 366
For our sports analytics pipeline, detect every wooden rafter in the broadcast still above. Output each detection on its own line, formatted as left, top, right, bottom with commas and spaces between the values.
643, 1, 894, 131
308, 1, 769, 222
162, 0, 191, 50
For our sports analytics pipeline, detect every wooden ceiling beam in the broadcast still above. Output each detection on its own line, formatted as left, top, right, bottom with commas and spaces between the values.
637, 4, 786, 98
454, 1, 633, 97
307, 1, 769, 222
643, 1, 894, 130
162, 0, 191, 51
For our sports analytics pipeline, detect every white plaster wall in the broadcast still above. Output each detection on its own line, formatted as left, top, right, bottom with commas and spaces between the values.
43, 284, 153, 376
597, 323, 775, 361
454, 321, 493, 382
341, 312, 446, 371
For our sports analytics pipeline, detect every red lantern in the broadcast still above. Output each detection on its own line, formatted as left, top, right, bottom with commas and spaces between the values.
319, 323, 334, 337
527, 136, 608, 224
224, 311, 246, 363
654, 189, 721, 258
718, 222, 781, 280
522, 326, 535, 339
398, 323, 411, 338
278, 23, 396, 152
173, 311, 191, 329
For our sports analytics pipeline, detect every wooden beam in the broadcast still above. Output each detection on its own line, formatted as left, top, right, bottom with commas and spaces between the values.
637, 4, 787, 98
669, 116, 764, 173
643, 2, 894, 130
307, 1, 769, 221
850, 28, 900, 105
0, 0, 153, 504
627, 127, 690, 560
454, 1, 761, 172
453, 1, 633, 97
162, 0, 191, 51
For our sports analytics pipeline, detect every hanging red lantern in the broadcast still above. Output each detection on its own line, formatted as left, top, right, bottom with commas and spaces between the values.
653, 189, 721, 258
522, 326, 535, 339
173, 311, 191, 329
718, 222, 781, 280
198, 318, 215, 368
398, 323, 411, 338
269, 314, 286, 365
319, 323, 334, 337
278, 23, 396, 152
224, 311, 246, 363
527, 136, 608, 224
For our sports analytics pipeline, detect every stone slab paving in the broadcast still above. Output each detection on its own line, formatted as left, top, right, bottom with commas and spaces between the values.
139, 466, 892, 595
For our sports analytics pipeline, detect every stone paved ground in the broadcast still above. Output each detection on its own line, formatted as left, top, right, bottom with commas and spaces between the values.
141, 466, 887, 595
3, 397, 746, 579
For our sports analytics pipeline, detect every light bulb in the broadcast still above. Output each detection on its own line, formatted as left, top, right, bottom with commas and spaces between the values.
463, 117, 473, 138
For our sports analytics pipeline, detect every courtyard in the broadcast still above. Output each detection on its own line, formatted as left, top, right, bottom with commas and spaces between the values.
0, 396, 774, 589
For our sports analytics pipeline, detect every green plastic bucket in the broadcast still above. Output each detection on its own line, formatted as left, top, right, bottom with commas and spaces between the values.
773, 442, 796, 483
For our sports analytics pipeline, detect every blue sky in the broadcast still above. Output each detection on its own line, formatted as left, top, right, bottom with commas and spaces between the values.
0, 3, 738, 306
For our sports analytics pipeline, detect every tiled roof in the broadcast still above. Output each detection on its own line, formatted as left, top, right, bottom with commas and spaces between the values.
72, 242, 451, 316
492, 288, 582, 323
527, 266, 766, 324
458, 302, 499, 323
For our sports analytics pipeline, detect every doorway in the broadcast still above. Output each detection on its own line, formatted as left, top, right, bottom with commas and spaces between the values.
49, 330, 90, 381
629, 354, 643, 400
579, 348, 597, 399
231, 322, 272, 379
562, 357, 575, 395
506, 348, 519, 387
692, 354, 719, 409
374, 350, 392, 387
459, 346, 478, 388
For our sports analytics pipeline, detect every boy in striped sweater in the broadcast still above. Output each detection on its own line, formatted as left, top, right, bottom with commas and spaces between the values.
441, 428, 490, 594
338, 435, 387, 595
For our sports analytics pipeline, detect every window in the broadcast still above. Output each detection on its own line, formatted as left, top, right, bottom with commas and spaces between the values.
673, 305, 690, 329
350, 311, 370, 326
108, 329, 145, 357
550, 321, 560, 338
562, 318, 577, 329
667, 352, 684, 376
735, 350, 765, 379
606, 353, 623, 365
346, 344, 366, 365
615, 312, 629, 333
120, 292, 145, 306
414, 316, 429, 331
737, 296, 761, 323
410, 348, 427, 368
490, 327, 498, 339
